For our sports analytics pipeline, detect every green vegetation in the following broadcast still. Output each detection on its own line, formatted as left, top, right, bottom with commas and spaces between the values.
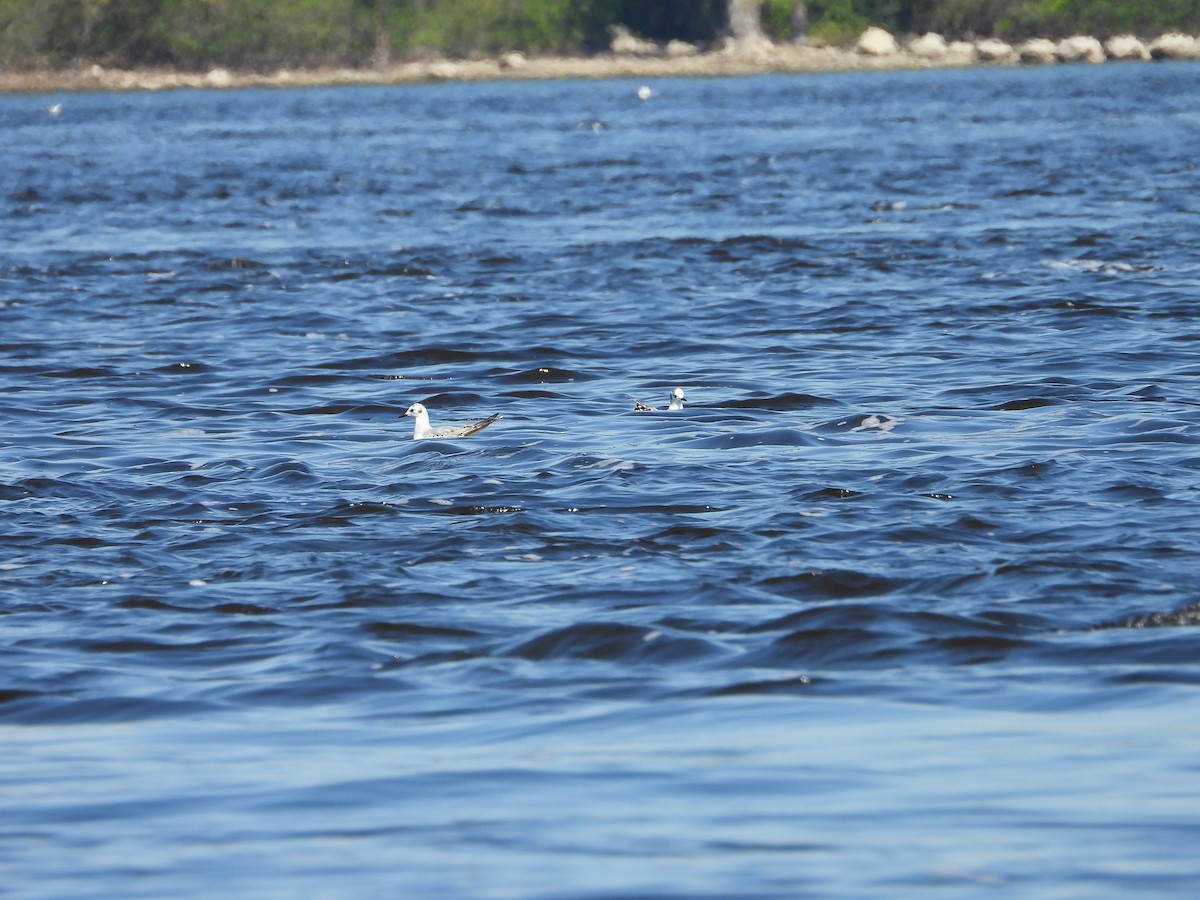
2, 0, 1199, 70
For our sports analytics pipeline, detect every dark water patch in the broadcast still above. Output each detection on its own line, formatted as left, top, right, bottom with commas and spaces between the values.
44, 534, 109, 550
251, 460, 316, 485
636, 523, 745, 554
430, 504, 525, 517
708, 233, 820, 262
365, 621, 481, 640
175, 461, 255, 486
116, 597, 195, 612
499, 388, 572, 400
721, 392, 838, 410
756, 571, 908, 601
509, 622, 720, 664
803, 487, 864, 501
35, 366, 124, 379
704, 675, 821, 697
739, 604, 1037, 669
0, 688, 43, 707
283, 499, 401, 527
213, 602, 279, 616
994, 396, 1062, 411
917, 633, 1033, 666
746, 625, 899, 668
1100, 481, 1166, 502
155, 361, 211, 375
1105, 669, 1200, 688
0, 695, 220, 725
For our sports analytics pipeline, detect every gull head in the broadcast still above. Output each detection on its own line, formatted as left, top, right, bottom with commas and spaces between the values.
668, 387, 687, 409
404, 403, 426, 418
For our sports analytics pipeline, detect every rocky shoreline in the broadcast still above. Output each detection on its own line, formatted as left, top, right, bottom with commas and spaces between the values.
4, 27, 1199, 94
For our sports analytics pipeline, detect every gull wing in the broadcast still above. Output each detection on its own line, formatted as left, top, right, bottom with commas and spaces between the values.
448, 413, 501, 438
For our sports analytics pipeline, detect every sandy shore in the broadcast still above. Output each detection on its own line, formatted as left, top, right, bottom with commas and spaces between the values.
0, 36, 1190, 94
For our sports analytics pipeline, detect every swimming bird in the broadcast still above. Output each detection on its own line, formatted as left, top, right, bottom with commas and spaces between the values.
404, 402, 500, 440
631, 387, 686, 411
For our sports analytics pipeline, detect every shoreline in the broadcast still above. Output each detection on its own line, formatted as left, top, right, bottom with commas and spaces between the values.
3, 32, 1198, 94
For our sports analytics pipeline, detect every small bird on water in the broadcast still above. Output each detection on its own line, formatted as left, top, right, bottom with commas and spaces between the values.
404, 402, 500, 440
631, 387, 687, 411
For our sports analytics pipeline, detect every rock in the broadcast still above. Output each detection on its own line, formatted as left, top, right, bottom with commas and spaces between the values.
943, 40, 975, 63
856, 26, 898, 56
427, 60, 462, 80
721, 34, 777, 61
907, 32, 947, 60
1105, 35, 1150, 61
609, 24, 659, 56
974, 38, 1015, 63
499, 51, 527, 70
1018, 38, 1057, 64
665, 40, 699, 58
205, 68, 233, 88
1056, 35, 1105, 63
1149, 33, 1200, 60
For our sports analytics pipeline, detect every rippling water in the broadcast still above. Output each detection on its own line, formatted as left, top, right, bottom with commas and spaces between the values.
4, 62, 1200, 896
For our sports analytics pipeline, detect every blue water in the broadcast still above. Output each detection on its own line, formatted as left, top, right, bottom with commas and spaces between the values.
4, 62, 1200, 896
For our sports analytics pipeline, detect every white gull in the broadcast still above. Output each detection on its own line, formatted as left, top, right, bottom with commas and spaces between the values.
404, 402, 501, 440
631, 387, 686, 411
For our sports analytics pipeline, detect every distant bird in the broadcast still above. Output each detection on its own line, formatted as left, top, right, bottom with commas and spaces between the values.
637, 85, 656, 101
404, 402, 500, 440
631, 387, 686, 411
45, 103, 63, 117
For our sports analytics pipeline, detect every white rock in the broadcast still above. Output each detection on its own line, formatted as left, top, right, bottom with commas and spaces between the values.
427, 60, 461, 80
499, 51, 527, 70
856, 26, 898, 57
1105, 34, 1150, 61
1056, 35, 1105, 63
205, 68, 233, 88
609, 24, 659, 56
720, 34, 777, 60
1149, 33, 1200, 60
666, 39, 699, 58
907, 32, 947, 60
1018, 38, 1058, 64
974, 38, 1015, 63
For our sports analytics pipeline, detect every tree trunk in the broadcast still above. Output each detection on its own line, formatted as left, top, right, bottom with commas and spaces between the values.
373, 0, 391, 69
792, 2, 809, 43
727, 0, 765, 43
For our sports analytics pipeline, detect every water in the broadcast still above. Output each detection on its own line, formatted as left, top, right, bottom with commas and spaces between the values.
4, 62, 1200, 896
